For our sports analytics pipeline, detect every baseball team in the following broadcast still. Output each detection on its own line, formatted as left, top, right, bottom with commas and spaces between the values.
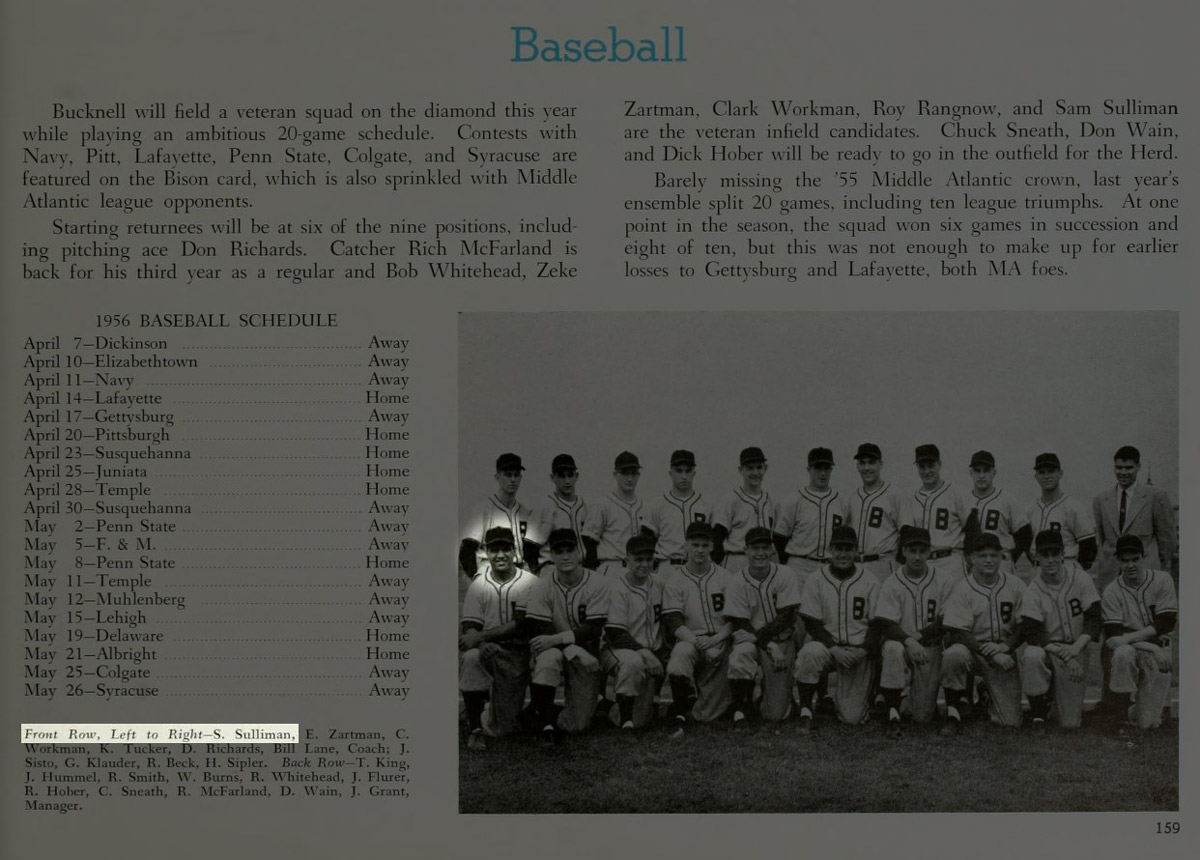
458, 444, 1178, 749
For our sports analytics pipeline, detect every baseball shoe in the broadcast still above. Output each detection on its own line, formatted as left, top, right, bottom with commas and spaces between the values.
939, 718, 961, 738
466, 728, 487, 751
539, 724, 558, 745
1030, 718, 1047, 736
797, 709, 813, 736
620, 720, 638, 743
732, 709, 748, 726
886, 718, 902, 739
669, 714, 687, 739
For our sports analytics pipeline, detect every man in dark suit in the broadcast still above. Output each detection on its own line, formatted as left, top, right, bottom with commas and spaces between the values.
1093, 446, 1177, 586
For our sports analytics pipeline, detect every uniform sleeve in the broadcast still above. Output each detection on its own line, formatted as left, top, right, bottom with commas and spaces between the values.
1077, 570, 1101, 609
1100, 582, 1124, 626
872, 577, 902, 622
775, 566, 804, 610
581, 499, 606, 541
524, 577, 553, 622
1073, 499, 1096, 542
525, 499, 551, 547
1010, 495, 1030, 532
661, 571, 686, 615
645, 501, 664, 536
722, 575, 752, 621
460, 577, 487, 628
1016, 585, 1045, 623
774, 496, 798, 538
798, 569, 822, 620
585, 575, 610, 620
941, 581, 974, 632
1150, 571, 1179, 614
605, 584, 630, 630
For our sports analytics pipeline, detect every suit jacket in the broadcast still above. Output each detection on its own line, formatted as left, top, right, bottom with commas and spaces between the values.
1093, 483, 1177, 568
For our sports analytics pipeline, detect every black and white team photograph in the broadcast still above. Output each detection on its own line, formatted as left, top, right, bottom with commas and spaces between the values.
457, 311, 1178, 814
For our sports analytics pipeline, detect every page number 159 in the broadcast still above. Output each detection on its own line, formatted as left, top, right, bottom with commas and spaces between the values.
1156, 822, 1180, 834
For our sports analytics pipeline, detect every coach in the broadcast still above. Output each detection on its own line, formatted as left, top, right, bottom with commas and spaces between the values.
1093, 446, 1177, 578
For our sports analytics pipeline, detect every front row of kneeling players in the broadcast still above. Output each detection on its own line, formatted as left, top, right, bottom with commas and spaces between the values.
459, 520, 1176, 748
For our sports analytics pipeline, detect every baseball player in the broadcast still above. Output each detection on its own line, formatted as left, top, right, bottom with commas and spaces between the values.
903, 444, 974, 579
523, 529, 610, 736
530, 453, 588, 570
774, 447, 853, 578
940, 533, 1028, 734
964, 450, 1031, 575
602, 534, 669, 729
712, 446, 779, 572
647, 449, 714, 566
460, 453, 537, 580
1017, 529, 1102, 732
723, 527, 804, 723
582, 451, 651, 569
661, 521, 733, 731
458, 527, 541, 749
1101, 535, 1177, 732
794, 525, 881, 732
872, 526, 959, 736
1026, 452, 1097, 571
851, 443, 904, 582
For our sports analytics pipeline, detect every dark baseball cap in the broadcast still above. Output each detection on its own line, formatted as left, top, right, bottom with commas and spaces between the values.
1034, 529, 1065, 553
1114, 445, 1141, 463
854, 443, 882, 461
830, 525, 858, 547
685, 521, 714, 541
1115, 535, 1145, 556
625, 534, 657, 557
1034, 452, 1061, 470
670, 449, 696, 467
745, 526, 774, 547
551, 453, 577, 472
495, 453, 525, 472
739, 446, 767, 465
969, 450, 996, 469
808, 447, 834, 467
914, 444, 941, 463
899, 526, 932, 547
614, 450, 641, 471
547, 528, 579, 551
972, 533, 1003, 552
484, 527, 516, 548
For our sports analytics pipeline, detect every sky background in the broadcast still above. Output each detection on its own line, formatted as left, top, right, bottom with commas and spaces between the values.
459, 312, 1178, 521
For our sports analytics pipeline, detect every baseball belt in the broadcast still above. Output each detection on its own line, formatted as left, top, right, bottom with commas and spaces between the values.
857, 553, 882, 562
929, 549, 955, 560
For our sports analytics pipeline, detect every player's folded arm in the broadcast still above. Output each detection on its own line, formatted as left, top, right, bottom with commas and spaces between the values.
605, 624, 642, 652
522, 614, 558, 639
943, 626, 982, 653
800, 613, 836, 648
919, 618, 944, 645
1153, 610, 1178, 637
661, 610, 691, 642
574, 616, 607, 651
1082, 603, 1102, 641
1017, 616, 1049, 648
872, 617, 907, 643
754, 605, 796, 648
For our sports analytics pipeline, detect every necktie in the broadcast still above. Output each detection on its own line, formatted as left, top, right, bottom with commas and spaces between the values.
1118, 489, 1127, 532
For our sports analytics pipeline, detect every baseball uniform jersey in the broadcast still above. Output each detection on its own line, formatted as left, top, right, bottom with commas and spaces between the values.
606, 569, 667, 651
1102, 569, 1177, 729
525, 567, 610, 640
530, 492, 588, 566
724, 563, 802, 721
1019, 564, 1099, 728
799, 564, 879, 648
874, 566, 959, 640
713, 487, 778, 554
853, 482, 904, 559
777, 488, 853, 563
969, 488, 1029, 553
463, 494, 534, 566
460, 565, 540, 637
904, 481, 974, 554
584, 493, 649, 564
662, 562, 733, 635
1027, 494, 1095, 561
724, 563, 803, 634
648, 491, 714, 562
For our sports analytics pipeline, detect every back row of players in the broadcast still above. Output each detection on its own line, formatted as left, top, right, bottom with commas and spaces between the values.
458, 444, 1177, 746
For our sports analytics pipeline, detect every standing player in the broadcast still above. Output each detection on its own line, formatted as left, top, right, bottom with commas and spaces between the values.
964, 450, 1031, 574
851, 443, 904, 582
774, 447, 853, 579
723, 527, 804, 723
661, 522, 733, 731
460, 453, 537, 580
940, 533, 1027, 735
712, 446, 778, 572
530, 453, 588, 570
1101, 535, 1177, 732
458, 527, 541, 749
524, 529, 610, 736
602, 534, 669, 729
647, 449, 714, 566
1017, 529, 1102, 732
582, 451, 650, 569
794, 525, 880, 731
904, 444, 974, 579
1026, 452, 1097, 571
872, 526, 958, 736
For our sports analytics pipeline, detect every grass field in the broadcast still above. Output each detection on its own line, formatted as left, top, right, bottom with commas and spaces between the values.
459, 713, 1178, 814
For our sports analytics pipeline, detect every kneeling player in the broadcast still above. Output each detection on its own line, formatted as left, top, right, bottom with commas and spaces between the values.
602, 534, 668, 729
873, 526, 957, 736
724, 527, 803, 723
1018, 529, 1101, 732
459, 527, 541, 749
524, 529, 610, 736
794, 525, 880, 731
662, 522, 733, 730
1102, 535, 1177, 731
940, 533, 1027, 734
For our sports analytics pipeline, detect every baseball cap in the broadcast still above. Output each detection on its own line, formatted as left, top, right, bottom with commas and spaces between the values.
670, 449, 696, 467
969, 450, 996, 469
614, 451, 641, 471
484, 527, 516, 548
808, 447, 834, 467
551, 453, 577, 472
547, 528, 579, 551
972, 533, 1003, 552
685, 521, 714, 541
914, 444, 940, 464
1114, 445, 1141, 463
854, 443, 882, 461
830, 525, 858, 547
899, 525, 932, 547
1115, 534, 1145, 556
1034, 452, 1061, 470
745, 526, 774, 547
625, 534, 657, 557
739, 446, 767, 465
495, 453, 525, 472
1034, 529, 1065, 553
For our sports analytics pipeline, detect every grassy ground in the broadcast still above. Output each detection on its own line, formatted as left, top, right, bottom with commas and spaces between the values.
460, 715, 1178, 814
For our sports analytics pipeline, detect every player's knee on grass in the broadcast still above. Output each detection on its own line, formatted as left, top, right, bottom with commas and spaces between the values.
794, 640, 830, 684
728, 641, 758, 680
532, 647, 565, 687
